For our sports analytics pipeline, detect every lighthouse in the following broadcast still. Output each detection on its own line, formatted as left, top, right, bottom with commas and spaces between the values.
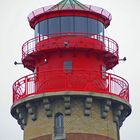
11, 0, 131, 140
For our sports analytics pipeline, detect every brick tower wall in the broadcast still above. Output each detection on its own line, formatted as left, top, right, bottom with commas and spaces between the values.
23, 93, 120, 140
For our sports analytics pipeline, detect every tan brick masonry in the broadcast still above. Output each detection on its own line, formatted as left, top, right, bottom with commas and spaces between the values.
24, 97, 117, 140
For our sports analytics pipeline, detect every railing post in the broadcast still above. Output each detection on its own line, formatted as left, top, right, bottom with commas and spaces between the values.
108, 38, 109, 52
108, 73, 111, 93
25, 76, 28, 98
127, 85, 129, 102
26, 41, 28, 57
34, 73, 37, 94
13, 86, 15, 104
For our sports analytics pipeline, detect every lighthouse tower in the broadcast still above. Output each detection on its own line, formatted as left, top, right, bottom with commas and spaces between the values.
11, 0, 131, 140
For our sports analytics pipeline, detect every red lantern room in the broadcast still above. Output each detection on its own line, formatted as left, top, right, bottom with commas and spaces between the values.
11, 0, 131, 140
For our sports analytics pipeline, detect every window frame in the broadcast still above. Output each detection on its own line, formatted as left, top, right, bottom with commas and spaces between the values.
54, 113, 64, 136
64, 61, 73, 72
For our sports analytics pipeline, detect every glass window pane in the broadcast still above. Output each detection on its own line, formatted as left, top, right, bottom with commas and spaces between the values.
34, 16, 105, 37
88, 18, 98, 34
55, 113, 64, 136
40, 20, 48, 36
61, 16, 74, 33
97, 22, 104, 36
48, 17, 60, 34
35, 24, 39, 37
64, 61, 72, 69
75, 17, 88, 33
35, 20, 48, 36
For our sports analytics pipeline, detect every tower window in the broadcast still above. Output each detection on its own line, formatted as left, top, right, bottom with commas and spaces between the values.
54, 113, 64, 136
64, 61, 72, 72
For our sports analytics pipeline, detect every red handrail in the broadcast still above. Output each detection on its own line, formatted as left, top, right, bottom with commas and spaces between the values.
22, 33, 119, 60
12, 70, 129, 104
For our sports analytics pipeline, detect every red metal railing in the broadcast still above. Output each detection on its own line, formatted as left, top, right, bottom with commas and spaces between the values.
22, 33, 118, 60
12, 70, 129, 104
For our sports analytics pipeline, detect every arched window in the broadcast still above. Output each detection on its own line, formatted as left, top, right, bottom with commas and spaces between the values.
54, 113, 64, 136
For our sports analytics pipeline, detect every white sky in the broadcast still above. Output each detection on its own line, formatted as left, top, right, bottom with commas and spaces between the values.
0, 0, 140, 139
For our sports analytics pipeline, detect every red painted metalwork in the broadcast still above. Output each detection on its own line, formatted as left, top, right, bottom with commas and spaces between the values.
12, 70, 129, 104
22, 33, 118, 71
12, 0, 130, 106
28, 5, 112, 28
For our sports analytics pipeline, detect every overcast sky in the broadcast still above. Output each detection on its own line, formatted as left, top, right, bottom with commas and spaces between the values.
0, 0, 140, 139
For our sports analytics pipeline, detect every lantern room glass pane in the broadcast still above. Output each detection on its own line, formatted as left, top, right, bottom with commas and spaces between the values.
40, 20, 48, 36
98, 22, 104, 36
35, 16, 105, 37
61, 16, 74, 32
48, 17, 60, 34
35, 24, 39, 37
88, 18, 98, 34
75, 16, 88, 33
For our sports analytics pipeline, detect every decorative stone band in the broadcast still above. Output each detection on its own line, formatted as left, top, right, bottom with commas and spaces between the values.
11, 92, 131, 132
